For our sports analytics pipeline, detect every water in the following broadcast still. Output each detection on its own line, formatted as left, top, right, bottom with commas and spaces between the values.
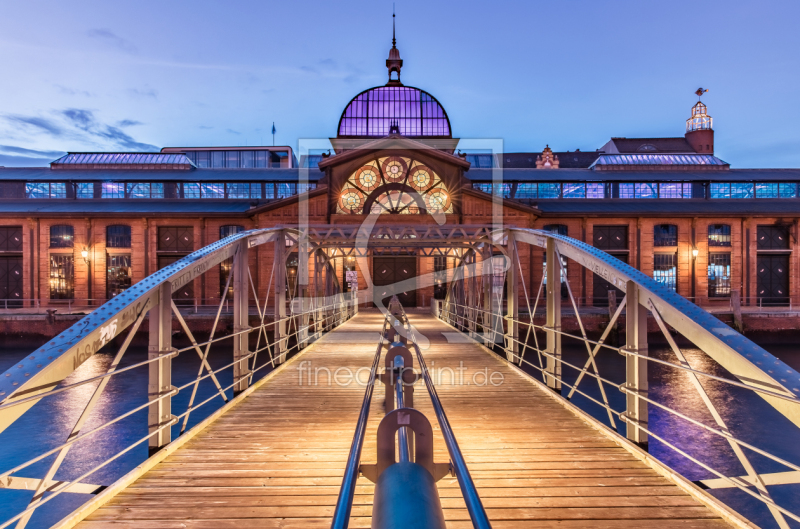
0, 336, 281, 529
1, 333, 799, 528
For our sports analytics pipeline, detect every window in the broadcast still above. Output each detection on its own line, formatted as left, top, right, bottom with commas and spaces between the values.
659, 183, 692, 198
182, 183, 201, 199
240, 151, 254, 168
194, 151, 210, 168
543, 224, 568, 236
76, 183, 94, 199
219, 225, 244, 299
756, 183, 796, 198
220, 225, 244, 239
780, 183, 797, 198
587, 183, 605, 199
298, 183, 316, 194
225, 151, 239, 167
126, 182, 164, 199
708, 253, 731, 297
25, 182, 66, 199
158, 227, 194, 252
211, 151, 224, 168
226, 183, 261, 199
709, 183, 758, 199
757, 225, 789, 250
49, 255, 74, 300
201, 183, 225, 199
107, 254, 131, 298
515, 183, 537, 199
473, 183, 492, 194
107, 225, 131, 248
562, 183, 585, 198
434, 255, 447, 300
277, 183, 297, 199
0, 226, 23, 252
50, 225, 74, 248
635, 183, 658, 198
654, 224, 677, 247
593, 226, 628, 250
708, 224, 731, 247
619, 183, 634, 199
101, 182, 124, 199
732, 183, 754, 198
654, 253, 677, 292
537, 183, 560, 199
255, 151, 269, 168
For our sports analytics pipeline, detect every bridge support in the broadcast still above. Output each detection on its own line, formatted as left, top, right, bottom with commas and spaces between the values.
625, 280, 648, 448
148, 282, 173, 455
545, 237, 562, 392
505, 232, 519, 362
233, 242, 251, 395
274, 232, 287, 363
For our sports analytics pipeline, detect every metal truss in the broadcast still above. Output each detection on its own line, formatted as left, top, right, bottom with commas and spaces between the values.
437, 227, 800, 527
0, 227, 357, 529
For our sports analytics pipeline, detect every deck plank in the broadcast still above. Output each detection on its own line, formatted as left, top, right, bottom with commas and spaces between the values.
76, 310, 729, 528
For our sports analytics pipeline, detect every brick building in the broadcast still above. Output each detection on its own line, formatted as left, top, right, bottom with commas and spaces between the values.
0, 36, 798, 312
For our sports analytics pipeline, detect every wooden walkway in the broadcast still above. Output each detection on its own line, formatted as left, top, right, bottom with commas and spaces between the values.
75, 310, 732, 528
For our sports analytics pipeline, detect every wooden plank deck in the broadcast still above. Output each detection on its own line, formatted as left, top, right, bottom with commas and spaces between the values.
74, 310, 733, 528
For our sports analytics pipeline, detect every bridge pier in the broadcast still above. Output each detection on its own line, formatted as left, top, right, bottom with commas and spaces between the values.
232, 242, 251, 395
545, 237, 562, 392
148, 282, 174, 456
625, 280, 649, 448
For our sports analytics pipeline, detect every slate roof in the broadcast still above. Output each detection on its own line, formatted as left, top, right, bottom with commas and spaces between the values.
604, 137, 696, 153
500, 152, 601, 169
0, 167, 321, 182
534, 199, 800, 216
466, 168, 800, 182
0, 200, 256, 216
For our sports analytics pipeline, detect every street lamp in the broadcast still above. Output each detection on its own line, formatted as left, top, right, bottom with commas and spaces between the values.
692, 247, 699, 259
81, 247, 89, 263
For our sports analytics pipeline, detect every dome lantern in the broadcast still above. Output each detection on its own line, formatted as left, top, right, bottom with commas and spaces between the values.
386, 12, 403, 86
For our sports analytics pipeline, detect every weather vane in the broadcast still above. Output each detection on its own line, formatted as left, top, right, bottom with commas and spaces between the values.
695, 87, 709, 100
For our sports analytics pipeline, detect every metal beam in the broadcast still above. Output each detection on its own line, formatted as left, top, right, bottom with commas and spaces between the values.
233, 242, 251, 395
624, 281, 648, 447
148, 282, 173, 455
545, 237, 561, 392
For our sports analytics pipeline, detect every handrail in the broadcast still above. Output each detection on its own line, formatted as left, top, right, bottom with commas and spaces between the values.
330, 312, 391, 529
396, 303, 492, 529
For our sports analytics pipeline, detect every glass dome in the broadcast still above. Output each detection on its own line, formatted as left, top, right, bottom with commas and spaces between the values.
337, 86, 451, 138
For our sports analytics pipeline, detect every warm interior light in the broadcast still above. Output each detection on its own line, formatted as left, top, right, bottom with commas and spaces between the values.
692, 248, 699, 258
81, 248, 89, 260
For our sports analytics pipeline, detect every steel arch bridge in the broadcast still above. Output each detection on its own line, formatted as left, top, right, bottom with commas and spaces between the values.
0, 225, 798, 529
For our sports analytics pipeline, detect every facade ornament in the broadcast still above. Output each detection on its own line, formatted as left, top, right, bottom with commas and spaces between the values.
535, 145, 560, 169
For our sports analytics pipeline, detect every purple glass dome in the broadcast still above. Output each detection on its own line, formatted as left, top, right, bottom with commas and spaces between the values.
337, 86, 451, 138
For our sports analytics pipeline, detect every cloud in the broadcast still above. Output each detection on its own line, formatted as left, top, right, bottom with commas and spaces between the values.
4, 115, 63, 136
127, 88, 158, 99
226, 129, 241, 135
117, 119, 142, 127
0, 144, 65, 158
55, 85, 94, 97
2, 109, 157, 151
0, 154, 55, 167
86, 29, 137, 53
198, 125, 214, 130
62, 109, 94, 131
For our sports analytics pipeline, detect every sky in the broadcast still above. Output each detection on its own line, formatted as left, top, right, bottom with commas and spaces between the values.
0, 0, 799, 168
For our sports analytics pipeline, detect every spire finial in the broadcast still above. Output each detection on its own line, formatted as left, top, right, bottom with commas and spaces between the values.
386, 5, 403, 85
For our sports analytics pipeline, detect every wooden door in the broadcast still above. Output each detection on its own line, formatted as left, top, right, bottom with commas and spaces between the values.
373, 256, 417, 308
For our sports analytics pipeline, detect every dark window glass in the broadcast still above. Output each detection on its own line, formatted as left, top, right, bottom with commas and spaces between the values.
654, 253, 677, 292
211, 151, 224, 168
219, 225, 245, 299
240, 151, 254, 168
225, 151, 239, 168
50, 225, 74, 248
220, 225, 244, 239
708, 224, 731, 247
543, 224, 568, 236
434, 255, 447, 300
255, 151, 268, 168
708, 253, 731, 297
50, 254, 74, 299
195, 151, 210, 168
107, 254, 132, 298
593, 226, 628, 250
0, 226, 23, 252
107, 225, 131, 248
158, 227, 194, 252
286, 255, 299, 296
654, 224, 678, 247
757, 225, 790, 250
277, 183, 296, 199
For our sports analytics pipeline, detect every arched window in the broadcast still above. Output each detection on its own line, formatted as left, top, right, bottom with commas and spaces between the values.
654, 224, 677, 246
219, 226, 245, 299
708, 224, 731, 247
49, 225, 74, 248
337, 156, 451, 215
107, 225, 131, 248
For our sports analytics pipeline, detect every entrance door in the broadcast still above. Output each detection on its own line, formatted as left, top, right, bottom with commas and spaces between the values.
593, 253, 628, 306
0, 256, 23, 307
373, 256, 416, 308
757, 254, 789, 306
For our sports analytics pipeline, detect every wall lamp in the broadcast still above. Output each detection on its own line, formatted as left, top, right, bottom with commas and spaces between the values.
692, 247, 699, 259
81, 247, 90, 264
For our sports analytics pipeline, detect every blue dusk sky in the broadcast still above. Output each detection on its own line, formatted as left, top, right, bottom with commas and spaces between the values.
0, 0, 798, 167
